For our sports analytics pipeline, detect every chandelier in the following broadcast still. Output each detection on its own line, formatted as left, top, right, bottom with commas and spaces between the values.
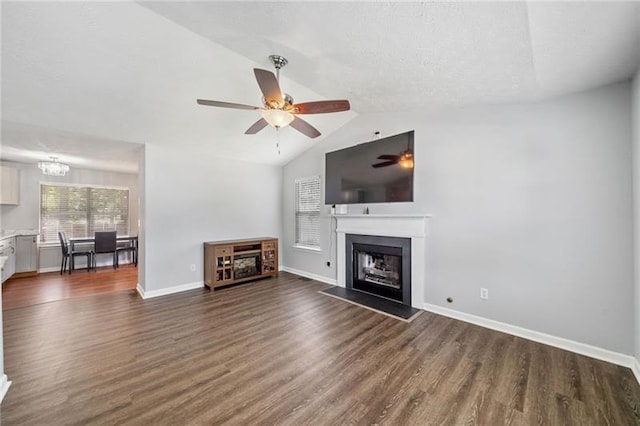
38, 157, 70, 176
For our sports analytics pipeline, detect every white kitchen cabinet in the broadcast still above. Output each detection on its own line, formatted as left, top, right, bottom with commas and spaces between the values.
0, 237, 16, 283
15, 235, 37, 273
0, 166, 19, 205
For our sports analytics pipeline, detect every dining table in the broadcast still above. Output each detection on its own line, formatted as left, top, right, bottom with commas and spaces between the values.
68, 235, 138, 270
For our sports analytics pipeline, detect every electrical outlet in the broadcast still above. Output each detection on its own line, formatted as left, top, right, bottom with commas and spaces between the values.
190, 264, 196, 272
480, 288, 489, 300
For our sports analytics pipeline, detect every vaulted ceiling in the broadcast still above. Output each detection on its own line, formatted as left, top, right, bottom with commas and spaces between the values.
2, 1, 639, 171
143, 1, 640, 111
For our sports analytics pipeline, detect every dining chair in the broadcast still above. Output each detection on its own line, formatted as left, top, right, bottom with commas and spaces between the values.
93, 231, 118, 270
58, 231, 92, 274
116, 236, 137, 267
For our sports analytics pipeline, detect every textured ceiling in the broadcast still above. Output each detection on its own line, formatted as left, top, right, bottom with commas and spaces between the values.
1, 1, 639, 172
142, 1, 640, 112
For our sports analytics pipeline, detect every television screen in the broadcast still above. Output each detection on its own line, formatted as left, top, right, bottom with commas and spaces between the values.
325, 131, 414, 205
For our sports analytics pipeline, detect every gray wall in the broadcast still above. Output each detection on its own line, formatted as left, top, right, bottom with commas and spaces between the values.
283, 81, 634, 355
633, 68, 640, 365
139, 144, 282, 293
0, 160, 139, 270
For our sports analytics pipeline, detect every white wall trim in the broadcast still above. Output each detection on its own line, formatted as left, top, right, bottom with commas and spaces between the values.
281, 266, 337, 286
0, 375, 11, 403
136, 281, 204, 299
291, 244, 323, 254
632, 357, 640, 385
41, 265, 86, 274
39, 260, 135, 274
424, 303, 637, 374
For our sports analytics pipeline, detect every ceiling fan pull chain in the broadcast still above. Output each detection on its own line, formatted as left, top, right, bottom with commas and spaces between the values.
276, 127, 281, 155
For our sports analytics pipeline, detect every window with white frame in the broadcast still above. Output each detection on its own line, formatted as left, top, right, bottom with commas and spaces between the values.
40, 183, 130, 243
295, 176, 321, 249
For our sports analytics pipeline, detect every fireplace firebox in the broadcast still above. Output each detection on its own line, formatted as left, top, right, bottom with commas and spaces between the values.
346, 234, 411, 305
233, 253, 261, 279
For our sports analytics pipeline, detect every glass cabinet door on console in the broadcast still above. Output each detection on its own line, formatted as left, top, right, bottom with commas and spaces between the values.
262, 241, 277, 274
215, 246, 233, 284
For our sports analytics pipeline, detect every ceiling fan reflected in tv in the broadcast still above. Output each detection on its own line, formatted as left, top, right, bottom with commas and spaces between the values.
325, 130, 415, 205
372, 132, 414, 169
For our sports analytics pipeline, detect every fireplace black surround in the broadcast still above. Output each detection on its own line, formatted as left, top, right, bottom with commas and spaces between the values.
346, 234, 411, 306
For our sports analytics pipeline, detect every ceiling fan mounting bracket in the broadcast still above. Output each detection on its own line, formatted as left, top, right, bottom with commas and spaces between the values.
269, 55, 288, 70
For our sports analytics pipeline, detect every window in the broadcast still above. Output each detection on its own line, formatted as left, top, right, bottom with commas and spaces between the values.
295, 176, 321, 249
40, 183, 129, 243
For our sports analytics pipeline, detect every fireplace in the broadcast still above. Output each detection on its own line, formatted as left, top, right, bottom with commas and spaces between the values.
346, 234, 411, 306
336, 214, 429, 309
233, 253, 261, 279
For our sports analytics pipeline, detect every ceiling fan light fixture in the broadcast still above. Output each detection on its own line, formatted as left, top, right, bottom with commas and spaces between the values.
38, 156, 70, 176
261, 109, 294, 128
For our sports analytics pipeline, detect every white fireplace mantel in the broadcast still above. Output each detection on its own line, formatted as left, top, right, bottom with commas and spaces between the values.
335, 214, 430, 309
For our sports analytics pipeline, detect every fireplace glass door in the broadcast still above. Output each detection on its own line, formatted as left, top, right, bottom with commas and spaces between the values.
352, 243, 403, 302
233, 253, 261, 280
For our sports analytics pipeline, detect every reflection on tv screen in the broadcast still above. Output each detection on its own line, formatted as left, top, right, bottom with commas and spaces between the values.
325, 131, 414, 205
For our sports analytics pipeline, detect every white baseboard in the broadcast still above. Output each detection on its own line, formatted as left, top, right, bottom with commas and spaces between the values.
39, 259, 134, 274
632, 357, 640, 385
40, 265, 98, 273
136, 281, 204, 299
280, 266, 337, 286
424, 303, 637, 375
0, 374, 11, 402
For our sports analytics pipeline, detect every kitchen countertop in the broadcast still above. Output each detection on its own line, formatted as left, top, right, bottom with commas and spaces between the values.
0, 229, 39, 240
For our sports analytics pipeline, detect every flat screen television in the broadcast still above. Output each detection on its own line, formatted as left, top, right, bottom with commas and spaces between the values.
325, 130, 414, 205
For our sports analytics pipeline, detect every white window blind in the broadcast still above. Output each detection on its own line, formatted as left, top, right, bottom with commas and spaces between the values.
295, 176, 321, 248
40, 184, 129, 243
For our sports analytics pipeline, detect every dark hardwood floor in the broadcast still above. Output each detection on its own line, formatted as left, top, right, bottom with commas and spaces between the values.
1, 272, 638, 424
2, 265, 138, 310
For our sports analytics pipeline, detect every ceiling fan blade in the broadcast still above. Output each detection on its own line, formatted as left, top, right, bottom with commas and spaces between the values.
245, 118, 268, 135
290, 116, 321, 139
372, 160, 398, 168
197, 99, 260, 110
377, 155, 400, 160
293, 100, 351, 114
254, 69, 283, 107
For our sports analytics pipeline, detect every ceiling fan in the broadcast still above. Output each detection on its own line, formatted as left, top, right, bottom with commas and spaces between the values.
197, 55, 350, 139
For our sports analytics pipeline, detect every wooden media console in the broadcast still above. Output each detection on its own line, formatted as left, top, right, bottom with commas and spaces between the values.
204, 237, 278, 289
